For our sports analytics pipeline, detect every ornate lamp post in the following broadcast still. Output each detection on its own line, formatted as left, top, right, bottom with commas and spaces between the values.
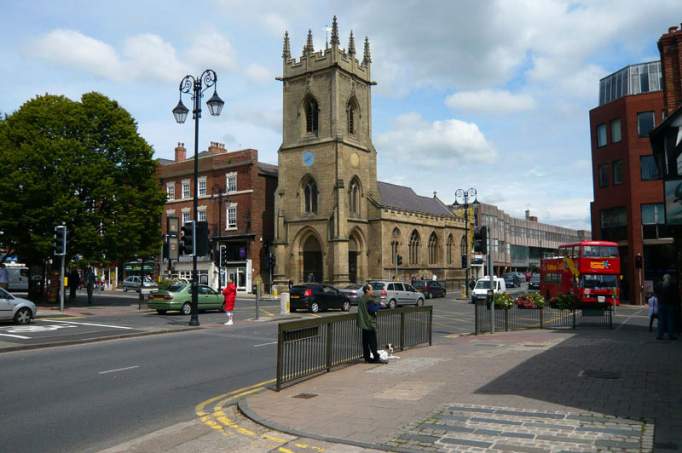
173, 69, 224, 326
454, 188, 479, 298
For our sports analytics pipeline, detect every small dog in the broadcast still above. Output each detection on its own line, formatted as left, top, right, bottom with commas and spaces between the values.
385, 343, 394, 354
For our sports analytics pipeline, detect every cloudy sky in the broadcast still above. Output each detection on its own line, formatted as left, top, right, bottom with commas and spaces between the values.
1, 0, 680, 230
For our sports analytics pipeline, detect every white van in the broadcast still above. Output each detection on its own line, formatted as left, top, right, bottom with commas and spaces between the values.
5, 264, 29, 292
470, 276, 506, 304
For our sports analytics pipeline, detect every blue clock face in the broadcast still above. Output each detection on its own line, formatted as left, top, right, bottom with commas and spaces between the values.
303, 151, 315, 167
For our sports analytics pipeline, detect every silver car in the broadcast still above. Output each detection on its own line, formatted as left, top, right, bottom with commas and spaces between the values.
0, 288, 36, 324
368, 281, 425, 309
339, 284, 364, 305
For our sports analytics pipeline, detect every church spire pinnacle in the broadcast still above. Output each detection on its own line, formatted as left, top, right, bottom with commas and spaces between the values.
362, 36, 371, 65
330, 16, 340, 47
348, 30, 356, 56
282, 31, 291, 60
304, 29, 314, 55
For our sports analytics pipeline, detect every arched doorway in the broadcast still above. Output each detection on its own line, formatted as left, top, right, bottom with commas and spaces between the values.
302, 235, 322, 282
349, 235, 359, 283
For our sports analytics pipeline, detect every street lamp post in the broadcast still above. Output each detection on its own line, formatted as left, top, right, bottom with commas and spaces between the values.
173, 69, 225, 327
454, 188, 479, 298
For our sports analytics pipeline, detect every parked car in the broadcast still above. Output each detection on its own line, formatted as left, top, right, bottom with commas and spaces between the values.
528, 273, 541, 290
367, 281, 425, 309
289, 284, 351, 313
339, 284, 364, 305
502, 272, 522, 288
412, 280, 446, 299
148, 282, 223, 315
470, 276, 507, 304
0, 288, 36, 324
5, 264, 29, 292
122, 275, 158, 292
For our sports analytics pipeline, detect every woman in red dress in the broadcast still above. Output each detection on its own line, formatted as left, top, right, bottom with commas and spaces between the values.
222, 277, 237, 326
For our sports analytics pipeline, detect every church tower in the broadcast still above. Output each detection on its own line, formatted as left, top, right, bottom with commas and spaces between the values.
273, 17, 378, 286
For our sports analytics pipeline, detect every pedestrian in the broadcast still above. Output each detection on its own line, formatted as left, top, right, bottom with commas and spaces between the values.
69, 269, 80, 301
656, 274, 678, 340
356, 284, 387, 364
85, 267, 96, 305
288, 279, 293, 291
469, 278, 476, 290
222, 276, 237, 326
0, 263, 8, 290
647, 292, 658, 332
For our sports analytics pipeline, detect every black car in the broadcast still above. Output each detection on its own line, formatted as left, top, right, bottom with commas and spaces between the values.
412, 280, 446, 299
290, 284, 351, 313
502, 272, 522, 288
528, 273, 541, 290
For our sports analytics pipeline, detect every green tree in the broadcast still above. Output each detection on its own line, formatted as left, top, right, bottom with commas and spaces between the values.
0, 93, 165, 268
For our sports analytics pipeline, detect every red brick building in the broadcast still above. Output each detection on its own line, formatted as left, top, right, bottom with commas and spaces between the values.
157, 142, 277, 293
589, 61, 674, 305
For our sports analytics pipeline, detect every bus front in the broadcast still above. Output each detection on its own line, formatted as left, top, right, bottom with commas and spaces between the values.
576, 242, 621, 306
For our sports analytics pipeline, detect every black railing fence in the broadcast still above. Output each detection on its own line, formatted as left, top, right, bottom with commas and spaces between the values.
276, 306, 432, 390
474, 301, 613, 334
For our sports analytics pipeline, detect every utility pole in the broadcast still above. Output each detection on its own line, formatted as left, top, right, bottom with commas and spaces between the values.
488, 232, 495, 333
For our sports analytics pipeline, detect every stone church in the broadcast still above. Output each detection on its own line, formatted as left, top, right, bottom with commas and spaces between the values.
272, 17, 468, 289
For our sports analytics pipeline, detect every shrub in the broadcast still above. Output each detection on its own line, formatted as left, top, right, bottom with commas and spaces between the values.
527, 292, 545, 309
493, 292, 514, 309
552, 293, 578, 310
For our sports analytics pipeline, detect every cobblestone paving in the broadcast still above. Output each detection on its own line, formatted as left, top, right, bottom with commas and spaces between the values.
385, 403, 653, 453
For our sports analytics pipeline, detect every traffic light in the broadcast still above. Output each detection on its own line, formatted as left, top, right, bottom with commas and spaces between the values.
473, 226, 488, 255
397, 255, 403, 266
53, 225, 67, 256
180, 221, 195, 255
219, 245, 228, 267
195, 221, 209, 257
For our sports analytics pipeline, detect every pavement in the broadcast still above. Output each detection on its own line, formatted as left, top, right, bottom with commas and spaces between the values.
98, 304, 681, 453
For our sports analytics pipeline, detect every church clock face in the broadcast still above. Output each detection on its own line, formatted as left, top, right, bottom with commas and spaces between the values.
350, 152, 360, 168
303, 151, 315, 167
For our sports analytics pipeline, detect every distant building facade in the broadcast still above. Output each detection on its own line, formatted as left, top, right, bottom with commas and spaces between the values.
157, 142, 277, 293
589, 60, 675, 305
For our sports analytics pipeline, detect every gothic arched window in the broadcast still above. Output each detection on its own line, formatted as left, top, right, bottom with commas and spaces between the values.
349, 178, 361, 216
446, 234, 453, 265
391, 227, 401, 265
428, 232, 439, 265
347, 97, 359, 135
460, 235, 467, 266
302, 177, 318, 214
305, 96, 319, 134
409, 230, 421, 265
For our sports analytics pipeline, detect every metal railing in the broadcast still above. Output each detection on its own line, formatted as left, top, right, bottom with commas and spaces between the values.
276, 305, 432, 390
474, 302, 613, 334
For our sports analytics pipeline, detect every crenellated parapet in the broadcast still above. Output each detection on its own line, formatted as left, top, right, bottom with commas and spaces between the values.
280, 16, 373, 83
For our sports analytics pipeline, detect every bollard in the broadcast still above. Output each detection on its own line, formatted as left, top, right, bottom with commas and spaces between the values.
280, 292, 290, 315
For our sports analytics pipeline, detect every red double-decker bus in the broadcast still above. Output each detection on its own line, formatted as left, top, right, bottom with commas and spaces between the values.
540, 240, 621, 307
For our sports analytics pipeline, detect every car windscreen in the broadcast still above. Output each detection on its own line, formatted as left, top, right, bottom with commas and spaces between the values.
168, 283, 187, 292
369, 282, 384, 291
580, 274, 618, 289
413, 281, 425, 288
475, 280, 492, 289
344, 284, 363, 290
530, 274, 540, 282
582, 245, 618, 258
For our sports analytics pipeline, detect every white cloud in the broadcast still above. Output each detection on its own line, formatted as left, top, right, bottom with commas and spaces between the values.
185, 29, 238, 73
445, 89, 536, 113
122, 34, 187, 82
244, 64, 272, 83
376, 112, 496, 167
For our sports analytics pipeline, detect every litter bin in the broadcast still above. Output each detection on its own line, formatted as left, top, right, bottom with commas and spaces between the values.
280, 292, 290, 315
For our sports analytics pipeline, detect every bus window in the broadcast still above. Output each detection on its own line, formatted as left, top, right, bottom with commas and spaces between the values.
580, 274, 618, 289
582, 245, 618, 258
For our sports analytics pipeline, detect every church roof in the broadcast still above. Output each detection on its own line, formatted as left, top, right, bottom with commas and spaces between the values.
258, 162, 279, 176
377, 181, 453, 217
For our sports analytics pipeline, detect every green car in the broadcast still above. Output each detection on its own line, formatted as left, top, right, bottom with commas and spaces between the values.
148, 283, 224, 315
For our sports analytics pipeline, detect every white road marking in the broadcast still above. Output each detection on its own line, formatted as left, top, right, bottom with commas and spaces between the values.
0, 333, 31, 339
6, 324, 77, 334
253, 341, 278, 348
98, 365, 140, 375
47, 320, 134, 330
615, 307, 645, 331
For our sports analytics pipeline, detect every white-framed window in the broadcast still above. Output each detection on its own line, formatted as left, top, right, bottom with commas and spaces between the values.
226, 204, 237, 230
166, 182, 175, 200
198, 176, 207, 197
197, 207, 207, 222
182, 211, 191, 225
182, 179, 191, 199
226, 172, 237, 193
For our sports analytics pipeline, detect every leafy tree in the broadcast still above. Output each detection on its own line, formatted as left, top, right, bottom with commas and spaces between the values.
0, 93, 165, 268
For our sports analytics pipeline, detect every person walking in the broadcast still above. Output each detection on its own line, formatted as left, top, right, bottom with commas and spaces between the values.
356, 284, 387, 364
656, 274, 678, 340
222, 277, 237, 326
647, 292, 658, 332
0, 263, 8, 290
85, 267, 96, 305
69, 269, 80, 301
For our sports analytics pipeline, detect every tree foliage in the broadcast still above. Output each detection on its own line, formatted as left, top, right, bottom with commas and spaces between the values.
0, 93, 165, 266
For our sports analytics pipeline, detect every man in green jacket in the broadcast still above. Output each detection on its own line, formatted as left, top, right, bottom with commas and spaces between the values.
357, 284, 387, 364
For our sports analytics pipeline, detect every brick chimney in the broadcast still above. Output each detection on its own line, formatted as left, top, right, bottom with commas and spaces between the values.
174, 142, 186, 161
658, 24, 682, 115
208, 141, 226, 154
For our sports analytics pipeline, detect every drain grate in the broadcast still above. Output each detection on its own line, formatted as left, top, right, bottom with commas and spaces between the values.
580, 369, 621, 379
292, 393, 318, 399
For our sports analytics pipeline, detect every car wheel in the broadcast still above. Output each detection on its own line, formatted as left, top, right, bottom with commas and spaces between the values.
342, 300, 351, 312
426, 292, 431, 299
181, 303, 192, 315
388, 299, 397, 309
310, 302, 320, 313
417, 298, 424, 307
14, 307, 32, 325
156, 310, 167, 315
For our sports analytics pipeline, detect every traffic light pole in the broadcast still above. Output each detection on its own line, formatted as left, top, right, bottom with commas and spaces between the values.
488, 233, 494, 334
190, 78, 201, 327
59, 252, 65, 312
